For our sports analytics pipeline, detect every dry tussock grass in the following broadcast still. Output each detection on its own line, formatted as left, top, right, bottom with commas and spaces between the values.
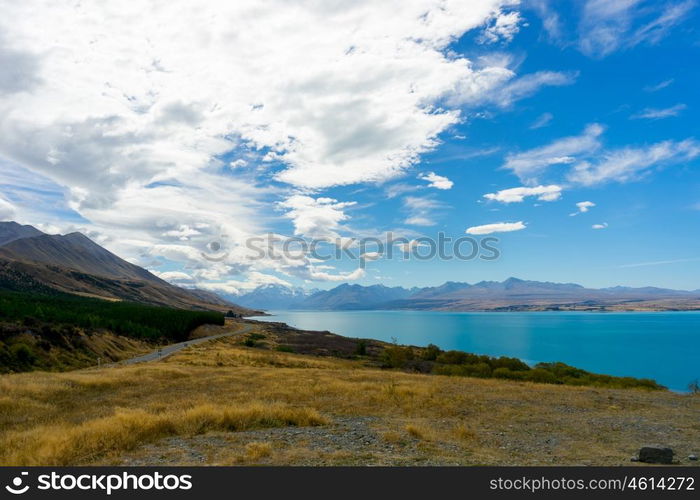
244, 442, 273, 461
1, 337, 698, 466
1, 402, 326, 465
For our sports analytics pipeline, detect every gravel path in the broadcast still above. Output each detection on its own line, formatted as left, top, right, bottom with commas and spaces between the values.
116, 324, 253, 365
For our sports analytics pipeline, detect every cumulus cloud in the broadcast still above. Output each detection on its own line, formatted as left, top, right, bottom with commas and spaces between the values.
466, 221, 526, 234
631, 104, 687, 120
0, 1, 579, 287
479, 10, 523, 44
484, 184, 562, 203
570, 201, 595, 216
419, 172, 453, 190
152, 271, 195, 284
279, 195, 355, 241
502, 123, 604, 183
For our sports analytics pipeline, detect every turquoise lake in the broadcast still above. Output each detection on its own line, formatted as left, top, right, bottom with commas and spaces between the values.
252, 310, 700, 392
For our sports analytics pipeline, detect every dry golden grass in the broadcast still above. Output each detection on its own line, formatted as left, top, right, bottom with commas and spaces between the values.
405, 424, 429, 440
1, 402, 325, 466
244, 442, 273, 461
1, 335, 698, 466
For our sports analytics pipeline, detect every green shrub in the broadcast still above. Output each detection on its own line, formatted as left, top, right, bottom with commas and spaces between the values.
10, 343, 37, 366
421, 343, 442, 361
436, 350, 469, 365
381, 345, 414, 368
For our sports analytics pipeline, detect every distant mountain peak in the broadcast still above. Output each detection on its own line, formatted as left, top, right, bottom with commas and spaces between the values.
0, 221, 45, 247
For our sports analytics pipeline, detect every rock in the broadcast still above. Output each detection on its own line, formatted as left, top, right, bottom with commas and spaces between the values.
630, 456, 639, 462
638, 446, 674, 464
689, 455, 698, 461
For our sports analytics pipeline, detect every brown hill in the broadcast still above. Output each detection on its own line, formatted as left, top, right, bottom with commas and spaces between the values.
0, 222, 257, 314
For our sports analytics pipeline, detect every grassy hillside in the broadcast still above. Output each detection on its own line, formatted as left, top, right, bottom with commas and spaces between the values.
0, 331, 697, 466
244, 321, 664, 390
0, 290, 224, 373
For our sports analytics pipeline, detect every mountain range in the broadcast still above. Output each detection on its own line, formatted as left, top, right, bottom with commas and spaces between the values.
233, 277, 700, 312
0, 221, 254, 314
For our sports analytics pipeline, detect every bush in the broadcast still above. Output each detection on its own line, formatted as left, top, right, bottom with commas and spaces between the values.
524, 368, 558, 384
381, 345, 414, 369
354, 340, 367, 356
436, 350, 469, 365
421, 343, 442, 361
10, 343, 37, 366
276, 345, 294, 353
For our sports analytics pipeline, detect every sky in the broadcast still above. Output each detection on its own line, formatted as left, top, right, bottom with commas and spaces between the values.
0, 0, 699, 293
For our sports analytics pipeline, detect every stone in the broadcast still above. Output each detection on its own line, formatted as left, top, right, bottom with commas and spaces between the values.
638, 446, 674, 464
689, 455, 698, 461
630, 456, 639, 462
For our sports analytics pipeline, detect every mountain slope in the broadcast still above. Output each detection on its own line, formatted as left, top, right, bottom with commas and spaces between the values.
0, 221, 44, 246
0, 222, 256, 314
296, 283, 414, 310
0, 232, 163, 283
233, 284, 312, 310
286, 278, 700, 311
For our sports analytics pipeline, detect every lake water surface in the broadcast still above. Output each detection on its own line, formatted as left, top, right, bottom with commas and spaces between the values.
251, 310, 700, 391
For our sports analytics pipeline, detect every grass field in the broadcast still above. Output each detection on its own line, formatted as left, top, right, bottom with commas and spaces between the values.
1, 322, 698, 466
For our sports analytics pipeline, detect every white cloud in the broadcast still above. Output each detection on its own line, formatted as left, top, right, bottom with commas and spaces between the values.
0, 0, 544, 286
504, 124, 700, 187
403, 196, 444, 226
360, 251, 383, 261
567, 139, 700, 186
191, 272, 295, 296
452, 63, 577, 108
578, 0, 695, 58
385, 183, 421, 199
592, 222, 608, 229
0, 1, 596, 287
644, 79, 674, 92
419, 172, 453, 190
530, 112, 553, 129
484, 184, 562, 203
479, 10, 523, 44
631, 103, 687, 120
279, 195, 355, 241
528, 0, 566, 42
229, 159, 248, 168
294, 266, 366, 282
153, 271, 195, 283
570, 200, 595, 216
395, 239, 430, 253
0, 196, 16, 220
466, 221, 526, 234
502, 123, 604, 183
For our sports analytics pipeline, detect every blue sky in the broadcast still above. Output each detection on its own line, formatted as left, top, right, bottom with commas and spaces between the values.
0, 1, 699, 292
